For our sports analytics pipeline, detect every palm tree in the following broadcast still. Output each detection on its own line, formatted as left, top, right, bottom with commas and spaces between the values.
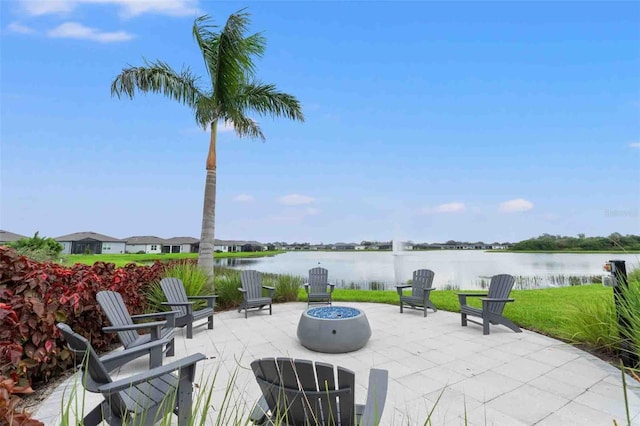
111, 10, 304, 281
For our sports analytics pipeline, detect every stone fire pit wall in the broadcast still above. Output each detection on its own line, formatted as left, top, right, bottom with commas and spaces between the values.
296, 306, 372, 353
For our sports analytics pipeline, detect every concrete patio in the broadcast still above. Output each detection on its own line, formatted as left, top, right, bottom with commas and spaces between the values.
36, 302, 640, 425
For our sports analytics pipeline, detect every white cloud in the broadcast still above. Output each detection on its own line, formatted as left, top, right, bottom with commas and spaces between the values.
47, 22, 134, 43
218, 120, 235, 133
304, 207, 320, 216
233, 194, 254, 203
7, 22, 37, 34
278, 194, 315, 206
630, 142, 640, 149
418, 202, 465, 214
19, 0, 199, 18
499, 198, 534, 213
434, 202, 465, 213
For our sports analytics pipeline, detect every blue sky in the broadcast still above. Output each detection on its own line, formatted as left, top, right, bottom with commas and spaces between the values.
1, 0, 639, 244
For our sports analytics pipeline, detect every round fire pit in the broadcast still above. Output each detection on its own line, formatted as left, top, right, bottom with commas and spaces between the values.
297, 306, 371, 353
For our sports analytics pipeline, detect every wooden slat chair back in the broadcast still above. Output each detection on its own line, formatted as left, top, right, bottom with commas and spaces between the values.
305, 267, 335, 306
238, 270, 275, 319
486, 274, 515, 315
458, 274, 522, 335
160, 278, 190, 318
97, 291, 138, 348
159, 277, 216, 338
396, 269, 437, 317
56, 323, 205, 426
250, 357, 388, 426
96, 290, 176, 368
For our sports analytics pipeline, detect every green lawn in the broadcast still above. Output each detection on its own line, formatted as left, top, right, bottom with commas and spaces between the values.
63, 251, 284, 267
302, 284, 614, 339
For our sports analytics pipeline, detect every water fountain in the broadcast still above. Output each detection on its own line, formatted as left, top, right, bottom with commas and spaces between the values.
392, 239, 410, 285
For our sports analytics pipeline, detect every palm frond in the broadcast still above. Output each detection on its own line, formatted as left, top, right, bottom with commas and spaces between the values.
194, 95, 218, 129
222, 112, 264, 140
211, 10, 266, 109
111, 60, 204, 108
238, 82, 305, 122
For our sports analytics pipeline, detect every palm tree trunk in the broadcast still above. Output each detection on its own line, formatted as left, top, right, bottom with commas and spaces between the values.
197, 122, 218, 283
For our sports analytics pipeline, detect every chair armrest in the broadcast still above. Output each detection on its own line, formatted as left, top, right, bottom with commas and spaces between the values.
481, 298, 514, 303
458, 292, 488, 306
359, 368, 389, 426
188, 295, 217, 308
396, 284, 411, 296
328, 284, 335, 294
97, 353, 206, 395
100, 338, 169, 371
238, 288, 247, 293
103, 320, 165, 332
263, 286, 275, 297
131, 310, 180, 320
162, 301, 193, 315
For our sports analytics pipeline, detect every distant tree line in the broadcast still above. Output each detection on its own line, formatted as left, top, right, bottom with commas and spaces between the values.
511, 233, 640, 251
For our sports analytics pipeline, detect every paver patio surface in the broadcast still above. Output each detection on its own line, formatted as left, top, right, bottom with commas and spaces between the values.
35, 302, 640, 425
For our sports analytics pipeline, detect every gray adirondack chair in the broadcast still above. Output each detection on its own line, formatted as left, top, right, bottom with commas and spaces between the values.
97, 290, 176, 368
396, 269, 437, 317
56, 323, 205, 426
238, 270, 275, 319
304, 267, 335, 306
458, 274, 522, 335
160, 277, 217, 339
249, 357, 388, 426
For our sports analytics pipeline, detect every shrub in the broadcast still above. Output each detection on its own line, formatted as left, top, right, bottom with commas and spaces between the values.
561, 291, 619, 355
8, 232, 63, 262
271, 274, 303, 302
0, 247, 167, 387
0, 375, 43, 426
214, 269, 243, 310
617, 268, 640, 366
145, 262, 210, 312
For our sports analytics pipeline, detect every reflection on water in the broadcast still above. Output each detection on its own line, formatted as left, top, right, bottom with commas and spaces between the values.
214, 258, 259, 267
215, 251, 639, 290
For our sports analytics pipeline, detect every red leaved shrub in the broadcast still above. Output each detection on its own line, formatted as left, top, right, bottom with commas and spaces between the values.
0, 247, 168, 387
0, 375, 43, 426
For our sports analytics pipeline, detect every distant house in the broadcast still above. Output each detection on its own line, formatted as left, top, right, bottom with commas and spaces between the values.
0, 230, 27, 246
55, 231, 125, 255
163, 237, 199, 253
334, 242, 356, 250
214, 239, 244, 253
125, 236, 165, 254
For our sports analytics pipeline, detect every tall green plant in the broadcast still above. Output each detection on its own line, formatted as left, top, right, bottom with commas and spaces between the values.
145, 263, 210, 312
111, 10, 304, 282
617, 268, 640, 366
561, 294, 620, 354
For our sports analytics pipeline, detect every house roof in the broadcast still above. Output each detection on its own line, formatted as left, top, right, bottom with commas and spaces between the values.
55, 231, 123, 242
0, 230, 27, 243
125, 236, 166, 244
214, 239, 265, 246
164, 237, 199, 245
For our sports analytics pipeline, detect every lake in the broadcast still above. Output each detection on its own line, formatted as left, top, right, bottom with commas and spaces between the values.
215, 251, 639, 290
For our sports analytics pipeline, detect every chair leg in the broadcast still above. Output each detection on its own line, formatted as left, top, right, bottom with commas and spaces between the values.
483, 316, 490, 335
176, 364, 196, 426
399, 301, 404, 314
150, 345, 162, 368
83, 403, 105, 426
245, 307, 248, 319
269, 303, 272, 315
208, 315, 214, 330
498, 316, 522, 333
187, 319, 193, 339
167, 338, 175, 357
423, 306, 427, 317
461, 312, 467, 326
